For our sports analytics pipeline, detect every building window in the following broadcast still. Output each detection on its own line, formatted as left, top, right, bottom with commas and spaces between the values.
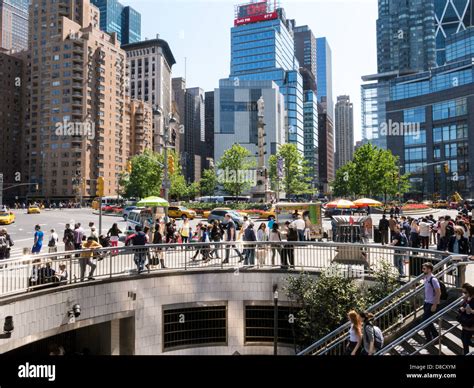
245, 305, 297, 345
432, 98, 467, 121
163, 304, 227, 351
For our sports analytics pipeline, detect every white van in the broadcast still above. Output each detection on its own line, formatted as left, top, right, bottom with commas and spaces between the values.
126, 209, 153, 235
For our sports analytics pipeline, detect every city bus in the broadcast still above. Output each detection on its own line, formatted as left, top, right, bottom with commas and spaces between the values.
91, 196, 123, 210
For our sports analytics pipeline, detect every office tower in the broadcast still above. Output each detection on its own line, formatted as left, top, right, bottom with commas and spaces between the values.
318, 100, 334, 193
377, 0, 436, 73
123, 37, 176, 153
294, 25, 317, 92
386, 27, 474, 199
26, 0, 128, 199
229, 0, 304, 153
172, 78, 210, 182
91, 0, 141, 45
214, 79, 286, 166
294, 25, 318, 187
0, 0, 29, 52
335, 95, 354, 170
204, 91, 215, 169
316, 37, 334, 119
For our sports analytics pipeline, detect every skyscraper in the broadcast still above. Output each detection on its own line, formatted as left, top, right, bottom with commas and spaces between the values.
26, 0, 129, 199
386, 28, 474, 199
335, 95, 354, 170
318, 101, 334, 194
377, 0, 436, 73
91, 0, 141, 45
294, 25, 316, 92
0, 50, 24, 201
435, 0, 473, 65
172, 79, 210, 182
0, 0, 29, 52
214, 79, 286, 166
316, 37, 334, 119
123, 37, 176, 153
294, 25, 318, 187
204, 91, 215, 169
229, 1, 304, 153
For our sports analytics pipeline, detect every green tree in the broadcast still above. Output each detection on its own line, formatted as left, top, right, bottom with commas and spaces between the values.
363, 260, 400, 306
217, 144, 255, 197
286, 269, 366, 350
167, 150, 198, 201
120, 150, 164, 198
331, 143, 410, 200
199, 168, 218, 196
269, 144, 313, 196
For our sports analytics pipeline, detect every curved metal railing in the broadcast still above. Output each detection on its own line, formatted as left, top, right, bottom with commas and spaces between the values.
297, 255, 470, 355
0, 241, 445, 299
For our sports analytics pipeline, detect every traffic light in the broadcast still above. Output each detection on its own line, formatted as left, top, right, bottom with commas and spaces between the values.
168, 155, 174, 174
444, 163, 449, 174
97, 177, 105, 197
127, 160, 132, 174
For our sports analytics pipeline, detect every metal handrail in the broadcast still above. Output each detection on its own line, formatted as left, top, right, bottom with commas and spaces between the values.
377, 296, 464, 355
0, 241, 445, 299
314, 261, 464, 355
297, 254, 464, 355
411, 316, 460, 355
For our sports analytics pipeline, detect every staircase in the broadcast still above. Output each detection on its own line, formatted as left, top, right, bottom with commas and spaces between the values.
298, 254, 472, 356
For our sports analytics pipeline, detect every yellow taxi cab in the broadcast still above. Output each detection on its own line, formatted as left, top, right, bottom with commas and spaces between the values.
168, 206, 197, 220
0, 211, 15, 225
432, 200, 448, 209
261, 205, 276, 220
27, 205, 41, 214
202, 207, 248, 219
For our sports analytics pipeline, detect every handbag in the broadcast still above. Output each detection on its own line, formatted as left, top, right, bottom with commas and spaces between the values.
48, 237, 56, 247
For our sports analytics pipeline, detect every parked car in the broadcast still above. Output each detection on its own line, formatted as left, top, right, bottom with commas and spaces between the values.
207, 209, 243, 228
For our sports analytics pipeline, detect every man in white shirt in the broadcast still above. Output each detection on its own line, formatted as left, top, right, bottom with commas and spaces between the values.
292, 215, 306, 241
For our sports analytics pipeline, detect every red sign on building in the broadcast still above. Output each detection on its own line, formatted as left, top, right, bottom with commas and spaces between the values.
234, 11, 278, 26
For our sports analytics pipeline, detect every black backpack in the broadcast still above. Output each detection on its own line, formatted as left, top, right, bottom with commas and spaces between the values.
445, 222, 455, 238
132, 231, 147, 246
429, 277, 448, 300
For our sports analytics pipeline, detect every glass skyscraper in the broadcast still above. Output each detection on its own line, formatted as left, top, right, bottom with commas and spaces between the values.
303, 90, 319, 187
386, 28, 474, 199
434, 0, 473, 65
377, 0, 436, 73
229, 4, 304, 153
316, 37, 334, 119
91, 0, 141, 45
0, 0, 29, 52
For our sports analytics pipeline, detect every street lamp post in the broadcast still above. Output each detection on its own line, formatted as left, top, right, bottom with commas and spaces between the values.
153, 106, 176, 222
273, 284, 279, 356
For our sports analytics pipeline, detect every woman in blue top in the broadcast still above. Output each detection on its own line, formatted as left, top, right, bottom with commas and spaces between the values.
32, 225, 44, 254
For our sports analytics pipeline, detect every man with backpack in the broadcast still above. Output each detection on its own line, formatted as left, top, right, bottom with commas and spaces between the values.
391, 225, 408, 278
422, 262, 442, 342
360, 311, 384, 355
126, 225, 148, 274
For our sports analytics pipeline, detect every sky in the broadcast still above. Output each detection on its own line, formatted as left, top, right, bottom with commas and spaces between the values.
131, 0, 378, 142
